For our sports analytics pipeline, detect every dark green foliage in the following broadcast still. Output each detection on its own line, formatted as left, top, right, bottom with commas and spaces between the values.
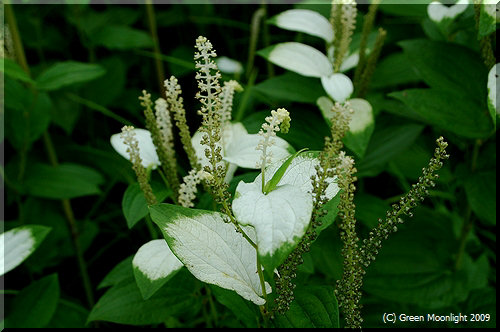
2, 2, 495, 329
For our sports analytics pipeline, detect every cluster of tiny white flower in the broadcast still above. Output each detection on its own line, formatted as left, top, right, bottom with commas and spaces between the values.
256, 108, 291, 170
178, 169, 213, 208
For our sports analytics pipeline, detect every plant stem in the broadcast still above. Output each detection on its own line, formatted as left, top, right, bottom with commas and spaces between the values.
145, 0, 166, 95
246, 7, 266, 79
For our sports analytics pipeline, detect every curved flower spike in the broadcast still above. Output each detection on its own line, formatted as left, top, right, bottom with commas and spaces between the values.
110, 128, 160, 169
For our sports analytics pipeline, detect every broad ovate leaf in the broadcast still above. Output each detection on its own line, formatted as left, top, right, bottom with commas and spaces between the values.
233, 152, 340, 271
487, 63, 498, 122
232, 181, 313, 272
149, 204, 271, 305
269, 9, 334, 43
110, 128, 160, 169
0, 225, 51, 276
321, 73, 353, 103
427, 0, 469, 23
132, 239, 184, 300
258, 42, 333, 78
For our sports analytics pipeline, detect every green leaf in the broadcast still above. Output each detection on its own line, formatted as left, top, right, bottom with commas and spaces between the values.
0, 58, 35, 84
4, 79, 52, 149
24, 163, 104, 199
370, 52, 421, 89
122, 181, 172, 229
389, 88, 493, 139
88, 270, 200, 325
258, 42, 333, 78
0, 225, 51, 275
253, 72, 324, 104
465, 171, 496, 225
356, 116, 424, 177
5, 274, 60, 328
354, 193, 389, 229
379, 0, 431, 17
269, 9, 334, 43
36, 61, 106, 91
98, 256, 134, 290
399, 39, 488, 102
273, 285, 339, 328
363, 207, 489, 309
149, 204, 271, 305
132, 239, 184, 300
46, 300, 90, 328
210, 285, 260, 328
92, 25, 154, 50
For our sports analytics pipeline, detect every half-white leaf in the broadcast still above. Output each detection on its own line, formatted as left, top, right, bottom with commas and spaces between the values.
110, 128, 160, 169
149, 204, 271, 305
224, 133, 292, 169
258, 42, 333, 78
132, 239, 184, 300
270, 9, 334, 43
232, 181, 313, 272
254, 151, 340, 201
427, 0, 469, 23
0, 225, 51, 276
321, 73, 353, 103
487, 63, 498, 122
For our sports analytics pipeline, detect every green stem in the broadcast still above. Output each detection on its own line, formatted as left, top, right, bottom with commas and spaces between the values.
256, 256, 270, 327
145, 214, 159, 240
205, 286, 219, 327
246, 7, 266, 79
145, 0, 166, 95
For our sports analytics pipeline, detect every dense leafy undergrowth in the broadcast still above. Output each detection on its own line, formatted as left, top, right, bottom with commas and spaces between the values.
1, 1, 496, 328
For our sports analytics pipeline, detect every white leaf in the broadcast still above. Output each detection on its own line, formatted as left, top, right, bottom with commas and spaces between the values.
262, 42, 333, 78
224, 133, 292, 169
216, 56, 244, 74
192, 122, 248, 182
133, 239, 183, 281
149, 204, 272, 305
487, 63, 499, 115
427, 0, 469, 23
271, 9, 334, 43
132, 239, 184, 299
232, 181, 313, 270
255, 152, 339, 201
348, 98, 374, 134
321, 73, 353, 103
0, 225, 51, 276
110, 128, 160, 169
